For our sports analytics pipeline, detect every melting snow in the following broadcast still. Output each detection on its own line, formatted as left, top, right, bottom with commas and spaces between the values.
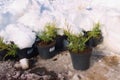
0, 0, 120, 52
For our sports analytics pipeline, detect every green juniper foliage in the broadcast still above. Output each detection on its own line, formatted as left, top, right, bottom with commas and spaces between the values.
65, 22, 101, 53
0, 38, 8, 51
87, 22, 101, 38
4, 42, 18, 59
0, 37, 18, 59
65, 31, 87, 53
38, 23, 58, 44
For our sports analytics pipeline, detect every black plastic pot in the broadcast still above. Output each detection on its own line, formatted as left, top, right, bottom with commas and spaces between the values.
28, 46, 39, 59
17, 46, 38, 59
0, 50, 7, 61
17, 48, 28, 59
55, 35, 67, 51
37, 41, 56, 59
87, 35, 103, 47
84, 30, 103, 48
70, 48, 92, 70
17, 37, 40, 59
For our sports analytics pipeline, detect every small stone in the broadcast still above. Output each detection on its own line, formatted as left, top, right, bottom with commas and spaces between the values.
26, 73, 41, 80
53, 58, 58, 61
12, 72, 21, 79
72, 74, 80, 80
20, 74, 27, 80
6, 73, 11, 77
58, 73, 64, 79
6, 73, 12, 80
98, 60, 102, 62
68, 71, 73, 76
42, 75, 51, 80
77, 74, 82, 79
19, 58, 29, 70
14, 62, 21, 69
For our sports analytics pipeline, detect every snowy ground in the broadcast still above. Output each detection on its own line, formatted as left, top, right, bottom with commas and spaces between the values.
0, 0, 120, 53
0, 0, 120, 79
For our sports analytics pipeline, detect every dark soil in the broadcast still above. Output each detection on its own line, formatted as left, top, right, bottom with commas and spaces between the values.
0, 58, 68, 80
38, 41, 56, 48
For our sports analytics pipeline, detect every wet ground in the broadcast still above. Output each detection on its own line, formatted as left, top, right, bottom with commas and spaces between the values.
0, 46, 120, 80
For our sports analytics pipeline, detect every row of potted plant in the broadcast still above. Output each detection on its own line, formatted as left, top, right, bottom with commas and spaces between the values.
36, 22, 103, 70
0, 23, 64, 60
0, 22, 103, 70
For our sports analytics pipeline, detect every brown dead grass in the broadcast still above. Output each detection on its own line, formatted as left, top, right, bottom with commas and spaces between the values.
103, 56, 119, 67
86, 73, 108, 80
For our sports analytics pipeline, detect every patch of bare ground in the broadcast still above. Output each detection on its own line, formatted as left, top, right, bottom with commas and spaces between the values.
0, 48, 120, 80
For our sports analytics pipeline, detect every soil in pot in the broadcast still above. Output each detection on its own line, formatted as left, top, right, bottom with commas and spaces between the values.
37, 41, 56, 59
70, 48, 92, 70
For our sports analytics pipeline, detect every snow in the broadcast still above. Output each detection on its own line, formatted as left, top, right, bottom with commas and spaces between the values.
92, 0, 120, 10
6, 0, 29, 16
0, 23, 36, 49
0, 0, 120, 52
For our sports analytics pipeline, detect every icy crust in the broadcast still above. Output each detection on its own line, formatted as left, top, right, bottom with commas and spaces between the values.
0, 0, 120, 52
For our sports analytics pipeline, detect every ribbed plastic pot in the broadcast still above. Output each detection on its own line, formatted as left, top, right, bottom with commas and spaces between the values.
55, 35, 66, 51
17, 46, 38, 59
37, 41, 56, 59
17, 48, 28, 59
87, 38, 99, 47
27, 46, 38, 59
86, 35, 103, 47
70, 48, 92, 70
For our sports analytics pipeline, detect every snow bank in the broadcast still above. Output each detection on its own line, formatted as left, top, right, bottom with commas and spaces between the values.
92, 0, 120, 10
6, 0, 30, 17
0, 23, 36, 49
0, 0, 120, 53
89, 1, 120, 53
